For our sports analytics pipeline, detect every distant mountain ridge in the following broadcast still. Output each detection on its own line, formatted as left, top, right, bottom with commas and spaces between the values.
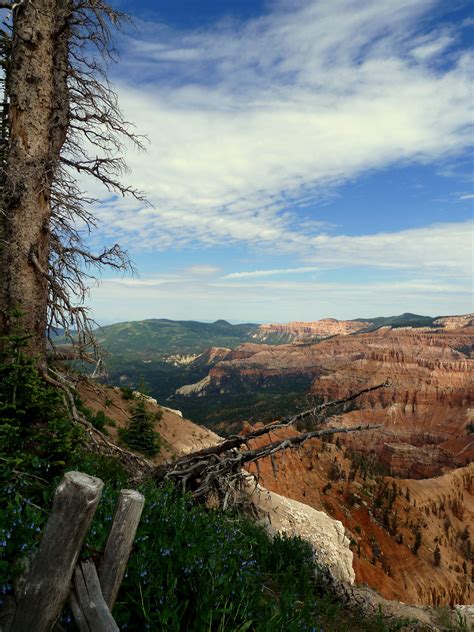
353, 312, 435, 331
92, 312, 472, 363
95, 318, 258, 357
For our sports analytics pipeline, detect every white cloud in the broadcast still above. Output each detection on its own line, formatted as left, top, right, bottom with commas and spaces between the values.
83, 0, 473, 262
223, 266, 321, 279
410, 32, 455, 61
183, 265, 221, 276
221, 221, 473, 276
306, 221, 473, 274
102, 277, 178, 288
459, 193, 474, 200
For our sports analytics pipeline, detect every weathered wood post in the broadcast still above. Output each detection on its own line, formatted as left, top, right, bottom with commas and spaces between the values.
71, 561, 119, 632
99, 489, 145, 609
11, 471, 103, 632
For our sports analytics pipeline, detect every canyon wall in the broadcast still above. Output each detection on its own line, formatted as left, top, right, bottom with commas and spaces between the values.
244, 427, 474, 607
178, 323, 473, 477
255, 318, 370, 341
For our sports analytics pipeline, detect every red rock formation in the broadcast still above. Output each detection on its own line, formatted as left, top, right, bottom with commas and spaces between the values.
244, 426, 474, 607
188, 325, 472, 476
256, 318, 370, 341
308, 327, 473, 476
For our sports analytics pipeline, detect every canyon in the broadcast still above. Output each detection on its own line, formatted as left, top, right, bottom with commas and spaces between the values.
176, 320, 473, 479
244, 425, 473, 607
84, 312, 473, 608
171, 316, 473, 606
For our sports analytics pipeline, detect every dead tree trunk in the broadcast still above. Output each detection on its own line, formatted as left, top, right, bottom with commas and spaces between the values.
0, 0, 71, 359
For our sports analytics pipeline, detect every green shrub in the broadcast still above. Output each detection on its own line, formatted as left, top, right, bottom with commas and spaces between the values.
0, 314, 81, 474
120, 385, 135, 400
75, 398, 115, 432
0, 468, 49, 596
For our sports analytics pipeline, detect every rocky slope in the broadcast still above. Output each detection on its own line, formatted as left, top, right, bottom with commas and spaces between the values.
78, 377, 473, 615
76, 380, 355, 584
244, 426, 474, 607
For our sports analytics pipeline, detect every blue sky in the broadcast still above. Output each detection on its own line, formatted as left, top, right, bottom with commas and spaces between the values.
86, 0, 473, 324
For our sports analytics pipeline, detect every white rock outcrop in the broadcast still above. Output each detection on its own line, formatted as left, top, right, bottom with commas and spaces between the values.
244, 476, 355, 584
175, 375, 211, 397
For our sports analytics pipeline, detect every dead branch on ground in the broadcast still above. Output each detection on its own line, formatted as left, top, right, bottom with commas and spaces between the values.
154, 381, 388, 503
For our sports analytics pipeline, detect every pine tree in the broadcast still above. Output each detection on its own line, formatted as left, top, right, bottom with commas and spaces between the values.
413, 529, 422, 555
433, 544, 441, 567
120, 394, 160, 456
0, 309, 78, 471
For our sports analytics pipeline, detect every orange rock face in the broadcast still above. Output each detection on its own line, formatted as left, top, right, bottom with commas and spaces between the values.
308, 326, 473, 477
256, 318, 370, 340
245, 428, 474, 607
198, 324, 473, 477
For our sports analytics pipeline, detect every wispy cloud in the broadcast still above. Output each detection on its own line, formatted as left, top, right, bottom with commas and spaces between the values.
183, 265, 221, 276
223, 266, 321, 279
83, 0, 473, 263
221, 221, 473, 276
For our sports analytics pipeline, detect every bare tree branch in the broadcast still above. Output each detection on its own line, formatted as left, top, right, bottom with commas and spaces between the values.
166, 381, 389, 462
157, 423, 382, 500
153, 382, 389, 501
42, 2, 149, 360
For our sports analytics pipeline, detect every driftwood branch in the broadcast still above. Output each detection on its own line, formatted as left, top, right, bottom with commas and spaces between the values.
242, 423, 382, 464
11, 472, 104, 632
98, 489, 145, 610
153, 382, 389, 502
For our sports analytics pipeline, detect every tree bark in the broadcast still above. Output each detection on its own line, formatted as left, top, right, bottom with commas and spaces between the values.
0, 0, 71, 359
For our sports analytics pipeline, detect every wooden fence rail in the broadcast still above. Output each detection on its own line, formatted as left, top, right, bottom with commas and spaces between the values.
5, 471, 144, 632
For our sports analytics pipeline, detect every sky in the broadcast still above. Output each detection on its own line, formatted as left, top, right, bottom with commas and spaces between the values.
85, 0, 473, 324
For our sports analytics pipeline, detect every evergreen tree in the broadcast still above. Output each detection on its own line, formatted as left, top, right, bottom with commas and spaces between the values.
119, 394, 160, 456
413, 529, 422, 555
0, 310, 79, 472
